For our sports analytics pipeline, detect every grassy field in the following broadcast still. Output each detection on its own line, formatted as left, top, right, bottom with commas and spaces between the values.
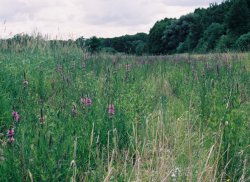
0, 41, 249, 181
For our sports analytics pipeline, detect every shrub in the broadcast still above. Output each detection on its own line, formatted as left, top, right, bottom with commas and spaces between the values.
234, 32, 250, 51
215, 34, 235, 52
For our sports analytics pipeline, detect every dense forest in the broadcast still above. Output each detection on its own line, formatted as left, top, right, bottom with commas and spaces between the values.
1, 0, 250, 55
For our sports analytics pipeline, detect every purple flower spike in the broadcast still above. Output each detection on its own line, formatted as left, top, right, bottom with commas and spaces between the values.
7, 128, 14, 137
8, 137, 15, 143
12, 111, 20, 122
108, 104, 115, 116
84, 97, 92, 106
81, 97, 92, 106
7, 128, 15, 143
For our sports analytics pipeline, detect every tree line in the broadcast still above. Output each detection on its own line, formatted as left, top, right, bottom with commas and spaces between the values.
1, 0, 250, 55
77, 0, 250, 54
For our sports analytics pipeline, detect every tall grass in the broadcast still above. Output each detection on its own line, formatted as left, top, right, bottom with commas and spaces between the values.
0, 39, 249, 181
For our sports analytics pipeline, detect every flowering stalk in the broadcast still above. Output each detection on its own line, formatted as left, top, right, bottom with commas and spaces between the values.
7, 127, 15, 143
108, 104, 115, 117
81, 95, 92, 106
12, 110, 20, 122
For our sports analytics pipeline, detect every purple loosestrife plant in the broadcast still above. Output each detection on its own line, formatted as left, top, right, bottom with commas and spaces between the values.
12, 111, 20, 122
108, 104, 115, 117
7, 127, 15, 143
84, 97, 92, 106
8, 137, 15, 143
80, 94, 92, 106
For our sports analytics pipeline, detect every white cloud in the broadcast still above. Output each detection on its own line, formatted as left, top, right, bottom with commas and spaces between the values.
0, 0, 224, 39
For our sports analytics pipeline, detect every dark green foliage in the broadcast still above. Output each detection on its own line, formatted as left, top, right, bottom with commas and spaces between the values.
100, 47, 117, 54
235, 32, 250, 50
196, 23, 225, 52
226, 0, 250, 36
215, 35, 235, 52
162, 14, 195, 53
134, 40, 146, 55
71, 0, 250, 55
85, 36, 101, 53
148, 18, 174, 54
75, 36, 86, 49
101, 33, 148, 54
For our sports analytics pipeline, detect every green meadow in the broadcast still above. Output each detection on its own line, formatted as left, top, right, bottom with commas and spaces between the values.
0, 42, 249, 181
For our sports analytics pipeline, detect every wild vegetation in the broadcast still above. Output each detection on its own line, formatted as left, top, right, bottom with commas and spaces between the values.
0, 39, 249, 181
0, 0, 250, 181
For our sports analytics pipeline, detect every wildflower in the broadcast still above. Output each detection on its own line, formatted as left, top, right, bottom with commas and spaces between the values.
80, 93, 92, 106
84, 97, 92, 106
8, 137, 15, 143
7, 128, 14, 137
108, 104, 115, 116
7, 127, 15, 143
12, 111, 20, 122
72, 105, 77, 117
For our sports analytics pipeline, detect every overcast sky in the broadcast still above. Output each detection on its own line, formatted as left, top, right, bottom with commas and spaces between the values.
0, 0, 224, 39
